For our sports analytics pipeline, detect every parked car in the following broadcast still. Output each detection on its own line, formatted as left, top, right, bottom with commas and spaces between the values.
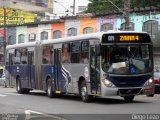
0, 73, 7, 88
154, 71, 160, 94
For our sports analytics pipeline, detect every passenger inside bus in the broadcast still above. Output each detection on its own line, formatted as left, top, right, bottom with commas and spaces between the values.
110, 48, 123, 63
81, 52, 89, 63
62, 44, 71, 63
21, 49, 27, 64
15, 50, 21, 64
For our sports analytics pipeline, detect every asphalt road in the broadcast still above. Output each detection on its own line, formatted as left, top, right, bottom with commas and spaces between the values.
0, 87, 160, 120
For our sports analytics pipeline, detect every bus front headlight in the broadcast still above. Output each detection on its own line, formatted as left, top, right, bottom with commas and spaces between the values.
144, 78, 153, 87
103, 79, 115, 88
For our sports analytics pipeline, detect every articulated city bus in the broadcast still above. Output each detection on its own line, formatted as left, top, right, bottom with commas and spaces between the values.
5, 31, 154, 102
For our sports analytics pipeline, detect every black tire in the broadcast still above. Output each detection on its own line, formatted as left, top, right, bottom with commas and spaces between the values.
24, 89, 30, 94
146, 94, 154, 97
47, 79, 55, 98
16, 78, 24, 94
124, 96, 134, 103
80, 81, 93, 103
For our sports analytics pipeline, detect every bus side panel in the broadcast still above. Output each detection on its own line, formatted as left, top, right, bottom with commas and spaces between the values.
31, 65, 35, 89
5, 65, 16, 87
41, 64, 54, 90
16, 65, 35, 89
57, 64, 69, 93
69, 64, 89, 94
59, 64, 88, 94
17, 65, 29, 88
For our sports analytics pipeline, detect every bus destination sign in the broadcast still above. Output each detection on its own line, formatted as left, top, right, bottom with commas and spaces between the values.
119, 35, 139, 42
102, 33, 151, 43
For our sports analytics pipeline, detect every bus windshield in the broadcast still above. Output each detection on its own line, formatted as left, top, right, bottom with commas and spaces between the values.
102, 45, 153, 75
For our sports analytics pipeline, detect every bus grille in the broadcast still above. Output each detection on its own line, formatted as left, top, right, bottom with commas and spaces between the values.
119, 88, 141, 95
110, 75, 151, 87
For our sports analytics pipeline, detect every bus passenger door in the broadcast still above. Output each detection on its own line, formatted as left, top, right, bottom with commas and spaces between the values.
54, 48, 61, 92
8, 53, 14, 87
28, 51, 34, 88
90, 45, 101, 95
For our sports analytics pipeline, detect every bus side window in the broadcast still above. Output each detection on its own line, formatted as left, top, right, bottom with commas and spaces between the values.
14, 49, 20, 65
21, 48, 27, 64
50, 47, 54, 64
71, 42, 80, 63
5, 50, 9, 65
42, 46, 51, 64
81, 41, 89, 63
62, 43, 71, 63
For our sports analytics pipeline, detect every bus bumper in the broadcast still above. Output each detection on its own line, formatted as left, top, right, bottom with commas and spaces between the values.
101, 86, 154, 97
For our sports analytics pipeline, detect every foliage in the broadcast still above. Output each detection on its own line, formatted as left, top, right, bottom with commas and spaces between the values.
86, 0, 160, 13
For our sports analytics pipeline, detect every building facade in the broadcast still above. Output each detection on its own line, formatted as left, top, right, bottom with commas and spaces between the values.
0, 0, 53, 21
2, 7, 160, 69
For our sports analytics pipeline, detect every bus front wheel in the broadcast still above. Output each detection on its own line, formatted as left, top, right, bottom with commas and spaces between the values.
80, 81, 93, 102
47, 79, 55, 98
123, 96, 134, 103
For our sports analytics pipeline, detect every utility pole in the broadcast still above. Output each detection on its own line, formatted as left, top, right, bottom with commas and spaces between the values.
3, 7, 6, 64
73, 0, 76, 15
107, 0, 130, 30
2, 0, 6, 65
124, 0, 130, 30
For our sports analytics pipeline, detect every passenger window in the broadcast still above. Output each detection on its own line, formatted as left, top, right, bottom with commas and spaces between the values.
21, 48, 27, 64
14, 49, 21, 65
62, 43, 71, 63
50, 47, 54, 64
71, 42, 80, 63
81, 41, 89, 63
42, 46, 51, 64
5, 50, 9, 65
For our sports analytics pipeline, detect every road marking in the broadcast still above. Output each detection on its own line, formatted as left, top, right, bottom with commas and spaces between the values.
0, 93, 22, 97
25, 110, 43, 120
25, 110, 67, 120
25, 110, 43, 115
4, 93, 22, 96
0, 94, 7, 97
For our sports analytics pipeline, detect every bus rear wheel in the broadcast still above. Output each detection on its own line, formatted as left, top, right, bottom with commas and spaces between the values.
80, 81, 93, 102
16, 78, 24, 94
47, 79, 55, 98
124, 96, 134, 103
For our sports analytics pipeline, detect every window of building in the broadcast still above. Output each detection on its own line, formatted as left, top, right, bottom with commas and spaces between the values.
71, 42, 80, 63
67, 27, 77, 36
53, 30, 62, 39
142, 20, 159, 40
120, 22, 134, 31
20, 48, 27, 64
8, 35, 15, 45
41, 31, 48, 40
42, 46, 52, 64
29, 33, 36, 42
81, 41, 89, 63
83, 27, 94, 34
101, 23, 113, 31
62, 43, 71, 63
18, 34, 25, 43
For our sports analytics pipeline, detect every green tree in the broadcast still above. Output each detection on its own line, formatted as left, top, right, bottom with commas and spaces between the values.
87, 0, 160, 13
87, 0, 123, 13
